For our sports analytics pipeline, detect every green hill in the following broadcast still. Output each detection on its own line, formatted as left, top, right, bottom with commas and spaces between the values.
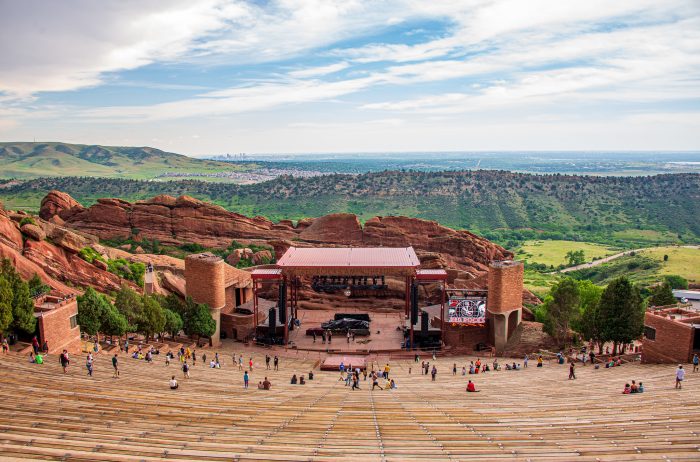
1, 171, 698, 248
0, 142, 255, 179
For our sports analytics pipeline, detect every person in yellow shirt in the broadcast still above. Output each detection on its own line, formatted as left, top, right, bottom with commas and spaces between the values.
384, 364, 391, 380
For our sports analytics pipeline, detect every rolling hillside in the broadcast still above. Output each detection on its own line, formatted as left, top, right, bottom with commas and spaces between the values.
0, 142, 256, 179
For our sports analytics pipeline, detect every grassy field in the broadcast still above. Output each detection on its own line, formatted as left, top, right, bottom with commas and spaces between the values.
516, 240, 620, 267
637, 246, 700, 283
612, 229, 681, 245
523, 270, 559, 299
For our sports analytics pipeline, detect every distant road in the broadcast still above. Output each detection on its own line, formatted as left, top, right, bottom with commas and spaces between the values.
557, 245, 700, 273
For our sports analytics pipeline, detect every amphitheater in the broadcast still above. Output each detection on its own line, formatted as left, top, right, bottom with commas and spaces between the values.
1, 346, 698, 462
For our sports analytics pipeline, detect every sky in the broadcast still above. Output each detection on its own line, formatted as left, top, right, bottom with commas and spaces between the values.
0, 0, 699, 156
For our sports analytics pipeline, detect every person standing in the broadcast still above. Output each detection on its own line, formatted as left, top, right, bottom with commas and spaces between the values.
1, 338, 9, 354
693, 354, 699, 373
192, 350, 197, 366
59, 350, 70, 374
183, 361, 190, 379
265, 354, 271, 370
274, 355, 279, 371
524, 354, 529, 368
243, 371, 249, 389
569, 362, 576, 380
238, 354, 243, 370
312, 331, 317, 343
321, 330, 326, 344
452, 363, 457, 376
31, 336, 40, 355
675, 365, 685, 389
112, 354, 119, 378
249, 357, 254, 371
431, 365, 437, 381
328, 330, 332, 344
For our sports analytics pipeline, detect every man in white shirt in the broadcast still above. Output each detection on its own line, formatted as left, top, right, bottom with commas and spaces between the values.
169, 376, 178, 390
675, 365, 685, 389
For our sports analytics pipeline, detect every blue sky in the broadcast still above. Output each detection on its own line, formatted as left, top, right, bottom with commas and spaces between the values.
0, 0, 699, 155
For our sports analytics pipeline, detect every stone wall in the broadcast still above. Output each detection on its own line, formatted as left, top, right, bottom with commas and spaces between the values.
443, 323, 489, 351
185, 253, 226, 309
642, 311, 696, 363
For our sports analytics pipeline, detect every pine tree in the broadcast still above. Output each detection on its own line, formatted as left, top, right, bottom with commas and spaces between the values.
0, 276, 14, 335
648, 281, 677, 307
543, 277, 580, 347
598, 277, 644, 355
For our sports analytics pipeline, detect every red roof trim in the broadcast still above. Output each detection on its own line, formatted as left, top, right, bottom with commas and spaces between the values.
276, 247, 420, 269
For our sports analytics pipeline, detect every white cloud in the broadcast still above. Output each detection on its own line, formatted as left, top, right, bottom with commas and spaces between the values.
288, 62, 350, 78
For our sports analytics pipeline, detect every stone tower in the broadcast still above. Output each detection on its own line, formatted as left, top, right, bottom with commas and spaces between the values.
185, 253, 226, 346
487, 260, 524, 354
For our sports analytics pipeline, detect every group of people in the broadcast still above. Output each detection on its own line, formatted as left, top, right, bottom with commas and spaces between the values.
290, 373, 311, 385
622, 380, 644, 394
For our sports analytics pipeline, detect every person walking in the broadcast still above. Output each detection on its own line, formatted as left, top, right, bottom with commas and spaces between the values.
372, 372, 383, 390
183, 361, 190, 379
112, 354, 119, 378
675, 365, 685, 389
693, 354, 699, 373
569, 361, 576, 380
238, 354, 243, 370
321, 330, 326, 344
59, 349, 70, 374
431, 365, 437, 381
86, 353, 94, 376
452, 363, 457, 376
31, 336, 40, 355
274, 355, 279, 371
243, 371, 249, 389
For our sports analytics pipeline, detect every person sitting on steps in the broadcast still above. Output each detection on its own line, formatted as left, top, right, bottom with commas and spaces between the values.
467, 380, 479, 392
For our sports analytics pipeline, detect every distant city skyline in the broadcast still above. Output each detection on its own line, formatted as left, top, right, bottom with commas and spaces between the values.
1, 0, 699, 156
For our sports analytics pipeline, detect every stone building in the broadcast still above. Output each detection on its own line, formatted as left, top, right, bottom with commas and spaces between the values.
184, 253, 253, 346
34, 293, 82, 354
486, 260, 524, 353
642, 306, 700, 363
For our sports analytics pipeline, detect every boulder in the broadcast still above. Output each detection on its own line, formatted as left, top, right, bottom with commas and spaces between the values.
299, 213, 363, 243
134, 246, 145, 254
226, 251, 241, 266
252, 249, 273, 265
21, 223, 46, 241
39, 190, 84, 221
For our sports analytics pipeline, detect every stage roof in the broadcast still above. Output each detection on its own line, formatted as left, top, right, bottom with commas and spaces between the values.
276, 247, 420, 277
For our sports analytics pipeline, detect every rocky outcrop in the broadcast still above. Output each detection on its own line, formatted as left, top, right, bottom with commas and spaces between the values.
0, 213, 23, 250
36, 191, 527, 298
20, 223, 46, 241
39, 190, 84, 221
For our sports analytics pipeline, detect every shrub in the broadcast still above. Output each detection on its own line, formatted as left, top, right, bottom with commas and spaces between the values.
19, 217, 36, 227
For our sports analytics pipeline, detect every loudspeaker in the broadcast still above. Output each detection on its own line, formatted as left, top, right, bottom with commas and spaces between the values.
410, 283, 419, 325
268, 307, 276, 337
278, 282, 287, 324
421, 310, 429, 335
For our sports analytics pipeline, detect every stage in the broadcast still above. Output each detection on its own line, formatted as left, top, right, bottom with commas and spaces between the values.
287, 307, 407, 353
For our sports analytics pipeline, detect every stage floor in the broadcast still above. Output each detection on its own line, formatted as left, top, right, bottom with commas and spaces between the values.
288, 308, 406, 353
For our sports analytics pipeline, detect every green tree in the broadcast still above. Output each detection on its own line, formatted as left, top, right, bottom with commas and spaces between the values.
77, 287, 110, 337
163, 308, 183, 339
571, 280, 603, 339
648, 281, 677, 307
543, 277, 581, 347
0, 276, 14, 335
183, 302, 216, 342
565, 250, 586, 266
598, 277, 644, 355
114, 285, 143, 328
101, 305, 128, 342
664, 275, 688, 290
1, 260, 36, 333
28, 274, 50, 297
138, 295, 166, 341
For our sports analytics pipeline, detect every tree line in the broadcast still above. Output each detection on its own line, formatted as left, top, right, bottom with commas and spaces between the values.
537, 274, 683, 355
77, 286, 216, 344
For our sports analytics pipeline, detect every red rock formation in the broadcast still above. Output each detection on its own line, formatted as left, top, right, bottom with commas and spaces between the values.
0, 213, 23, 251
36, 191, 531, 300
39, 190, 85, 221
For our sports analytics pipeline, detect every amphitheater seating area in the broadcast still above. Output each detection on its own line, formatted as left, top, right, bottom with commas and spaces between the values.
0, 347, 698, 461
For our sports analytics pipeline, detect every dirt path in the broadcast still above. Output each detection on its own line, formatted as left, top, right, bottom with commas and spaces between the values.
557, 245, 700, 273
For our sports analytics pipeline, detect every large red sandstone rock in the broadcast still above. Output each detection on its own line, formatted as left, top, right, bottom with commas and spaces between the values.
299, 213, 363, 243
0, 242, 77, 295
39, 190, 84, 221
20, 223, 46, 241
0, 213, 23, 250
22, 239, 134, 293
